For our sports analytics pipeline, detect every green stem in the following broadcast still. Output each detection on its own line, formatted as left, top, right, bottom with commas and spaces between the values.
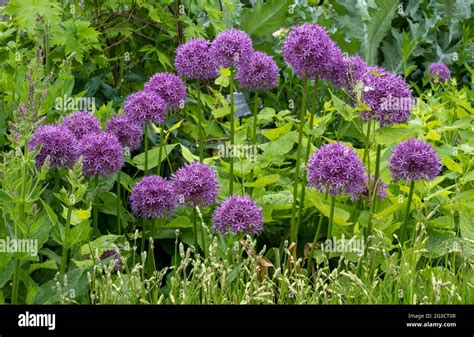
54, 170, 60, 193
198, 207, 208, 258
60, 203, 73, 274
297, 78, 318, 227
250, 91, 259, 196
193, 207, 198, 249
290, 75, 309, 244
400, 180, 415, 245
117, 173, 121, 235
229, 69, 235, 196
93, 175, 99, 235
328, 195, 336, 239
157, 125, 165, 176
144, 125, 149, 176
197, 81, 205, 162
11, 259, 20, 304
366, 144, 381, 240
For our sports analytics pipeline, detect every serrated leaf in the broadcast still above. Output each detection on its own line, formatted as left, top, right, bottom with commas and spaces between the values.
241, 0, 291, 37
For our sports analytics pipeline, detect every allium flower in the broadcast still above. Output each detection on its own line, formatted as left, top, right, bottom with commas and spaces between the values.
307, 142, 367, 199
210, 29, 253, 68
29, 124, 80, 169
282, 23, 344, 80
429, 63, 451, 82
175, 38, 219, 80
212, 196, 264, 235
344, 55, 368, 87
100, 249, 122, 271
360, 67, 413, 126
130, 176, 176, 218
123, 90, 167, 125
236, 51, 279, 90
105, 114, 143, 151
63, 111, 101, 140
388, 138, 441, 181
81, 132, 124, 176
172, 162, 218, 207
144, 72, 186, 110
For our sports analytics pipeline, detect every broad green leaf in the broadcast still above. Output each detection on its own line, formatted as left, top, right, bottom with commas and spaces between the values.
131, 144, 178, 170
441, 155, 462, 174
375, 126, 416, 145
306, 190, 351, 226
373, 201, 403, 220
330, 91, 355, 121
211, 106, 230, 118
460, 210, 474, 240
262, 122, 292, 141
80, 234, 120, 256
161, 216, 192, 228
65, 221, 91, 247
241, 0, 291, 37
180, 144, 198, 163
246, 174, 280, 188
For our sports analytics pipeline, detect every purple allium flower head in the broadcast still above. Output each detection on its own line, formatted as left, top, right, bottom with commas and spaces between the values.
429, 63, 451, 82
360, 67, 413, 126
100, 249, 122, 271
388, 138, 441, 181
105, 114, 143, 151
80, 132, 124, 176
130, 176, 177, 218
236, 51, 279, 90
210, 29, 253, 68
29, 124, 80, 169
212, 196, 264, 235
144, 72, 186, 110
172, 162, 219, 207
283, 23, 344, 80
344, 55, 369, 88
175, 38, 219, 80
62, 111, 101, 140
307, 142, 367, 199
123, 90, 167, 125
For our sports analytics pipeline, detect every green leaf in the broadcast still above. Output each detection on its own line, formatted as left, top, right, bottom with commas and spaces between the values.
180, 144, 199, 163
246, 174, 280, 188
306, 190, 351, 226
5, 0, 61, 35
211, 106, 230, 118
241, 0, 291, 37
161, 216, 192, 228
460, 210, 474, 240
375, 126, 416, 145
80, 234, 120, 256
441, 155, 462, 174
330, 91, 355, 121
65, 221, 90, 247
131, 144, 178, 170
262, 122, 292, 141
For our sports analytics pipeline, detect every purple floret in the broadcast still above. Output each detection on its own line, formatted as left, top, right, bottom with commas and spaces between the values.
29, 124, 80, 169
172, 162, 219, 208
105, 114, 143, 151
210, 29, 253, 68
144, 72, 186, 110
388, 138, 441, 181
429, 63, 451, 82
80, 132, 124, 176
212, 196, 264, 235
130, 176, 177, 218
236, 51, 279, 90
62, 111, 101, 140
307, 142, 367, 200
123, 90, 167, 126
175, 38, 219, 80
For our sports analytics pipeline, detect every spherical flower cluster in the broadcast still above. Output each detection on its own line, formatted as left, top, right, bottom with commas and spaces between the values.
282, 23, 344, 80
123, 90, 167, 125
344, 55, 368, 88
29, 124, 80, 169
388, 138, 441, 181
212, 196, 264, 235
172, 162, 219, 207
80, 132, 124, 176
130, 176, 176, 218
429, 63, 451, 82
307, 142, 367, 199
360, 67, 413, 126
144, 72, 186, 110
210, 29, 253, 68
105, 114, 143, 151
175, 38, 219, 80
236, 51, 279, 90
62, 111, 101, 140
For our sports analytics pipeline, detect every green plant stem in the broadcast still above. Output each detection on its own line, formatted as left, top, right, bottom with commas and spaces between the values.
198, 207, 208, 258
197, 81, 205, 162
193, 207, 198, 250
307, 211, 324, 277
93, 175, 99, 235
400, 180, 415, 245
328, 195, 336, 239
116, 173, 121, 235
144, 125, 149, 176
290, 75, 309, 244
157, 124, 166, 176
54, 170, 60, 193
297, 78, 318, 227
250, 90, 259, 196
229, 69, 235, 195
60, 203, 73, 274
366, 144, 381, 240
11, 260, 20, 304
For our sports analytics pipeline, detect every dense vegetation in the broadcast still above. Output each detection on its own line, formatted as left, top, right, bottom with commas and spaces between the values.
0, 0, 473, 304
